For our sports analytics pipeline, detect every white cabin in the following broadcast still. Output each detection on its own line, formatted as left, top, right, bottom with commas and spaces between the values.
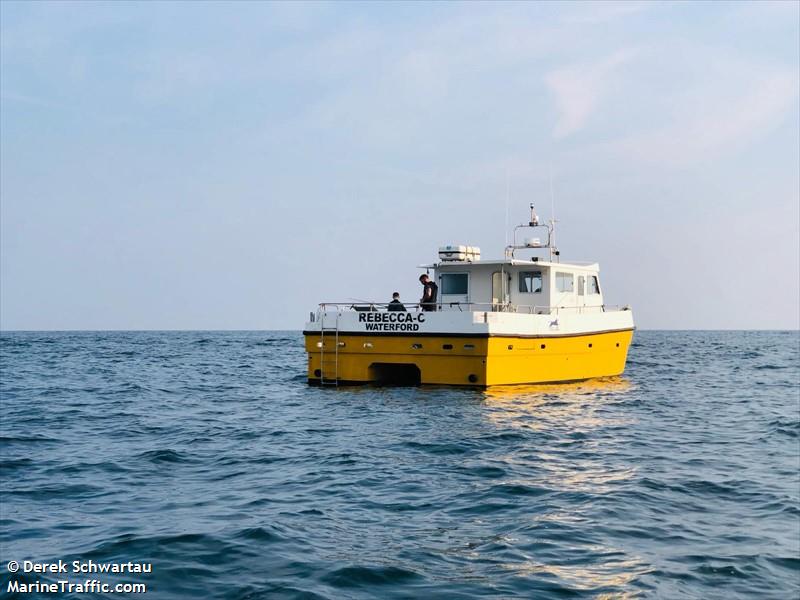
425, 259, 605, 315
424, 205, 605, 315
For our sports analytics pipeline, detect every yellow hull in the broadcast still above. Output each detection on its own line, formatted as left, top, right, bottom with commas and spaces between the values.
304, 329, 634, 386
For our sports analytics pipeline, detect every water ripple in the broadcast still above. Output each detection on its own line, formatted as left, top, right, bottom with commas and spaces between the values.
1, 330, 798, 599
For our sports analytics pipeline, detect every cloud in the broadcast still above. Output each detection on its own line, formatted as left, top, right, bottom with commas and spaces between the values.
606, 65, 799, 167
0, 90, 61, 109
545, 49, 636, 139
559, 1, 652, 25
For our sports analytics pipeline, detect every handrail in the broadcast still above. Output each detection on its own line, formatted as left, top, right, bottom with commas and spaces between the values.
319, 302, 424, 311
316, 302, 630, 315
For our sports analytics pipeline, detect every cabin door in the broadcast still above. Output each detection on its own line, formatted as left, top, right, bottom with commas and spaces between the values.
577, 275, 586, 309
491, 271, 507, 311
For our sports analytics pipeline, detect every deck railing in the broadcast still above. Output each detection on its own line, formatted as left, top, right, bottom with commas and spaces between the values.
312, 302, 630, 320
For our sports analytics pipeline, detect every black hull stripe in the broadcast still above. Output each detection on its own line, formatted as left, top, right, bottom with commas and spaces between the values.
302, 327, 635, 340
308, 377, 598, 388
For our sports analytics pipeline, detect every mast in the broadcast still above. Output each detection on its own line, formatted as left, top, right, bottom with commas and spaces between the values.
505, 204, 559, 261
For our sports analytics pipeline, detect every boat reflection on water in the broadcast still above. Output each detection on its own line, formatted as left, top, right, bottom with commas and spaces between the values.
480, 376, 637, 494
481, 376, 637, 494
481, 376, 635, 435
482, 375, 634, 401
480, 377, 653, 592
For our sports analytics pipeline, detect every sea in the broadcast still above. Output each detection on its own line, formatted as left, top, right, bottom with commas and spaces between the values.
1, 330, 798, 599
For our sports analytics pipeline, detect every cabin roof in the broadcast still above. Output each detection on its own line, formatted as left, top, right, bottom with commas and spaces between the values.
418, 259, 599, 271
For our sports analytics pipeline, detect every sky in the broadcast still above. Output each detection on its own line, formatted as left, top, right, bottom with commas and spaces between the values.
1, 1, 798, 330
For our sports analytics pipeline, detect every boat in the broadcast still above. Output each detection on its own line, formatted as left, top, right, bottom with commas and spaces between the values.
303, 205, 634, 386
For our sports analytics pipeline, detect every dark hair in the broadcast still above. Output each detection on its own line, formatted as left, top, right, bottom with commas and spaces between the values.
392, 292, 400, 298
419, 274, 428, 282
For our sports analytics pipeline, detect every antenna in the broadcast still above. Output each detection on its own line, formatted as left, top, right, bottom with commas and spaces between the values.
504, 172, 510, 248
549, 165, 558, 262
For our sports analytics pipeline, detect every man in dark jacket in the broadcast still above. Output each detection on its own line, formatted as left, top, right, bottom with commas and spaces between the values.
419, 274, 438, 311
388, 292, 406, 311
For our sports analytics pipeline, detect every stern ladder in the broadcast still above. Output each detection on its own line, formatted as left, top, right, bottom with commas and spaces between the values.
319, 311, 340, 386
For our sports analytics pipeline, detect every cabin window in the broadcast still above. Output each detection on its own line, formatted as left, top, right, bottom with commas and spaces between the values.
441, 273, 468, 295
519, 271, 543, 293
578, 276, 585, 296
590, 276, 601, 294
556, 272, 574, 293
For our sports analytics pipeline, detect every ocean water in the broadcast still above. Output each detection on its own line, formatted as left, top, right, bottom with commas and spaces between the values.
0, 330, 798, 599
